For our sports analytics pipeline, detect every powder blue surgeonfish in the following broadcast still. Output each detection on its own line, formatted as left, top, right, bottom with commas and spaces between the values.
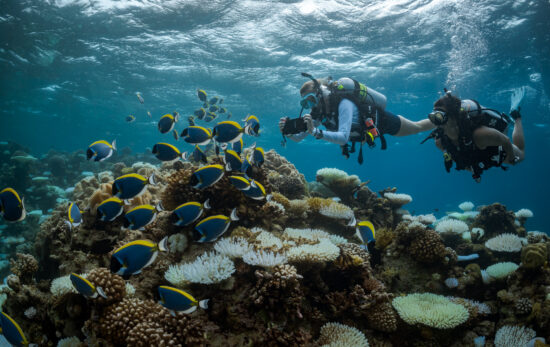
172, 199, 210, 226
97, 197, 125, 222
356, 221, 375, 246
242, 115, 260, 136
197, 89, 207, 102
250, 144, 265, 167
0, 311, 30, 347
194, 108, 206, 120
240, 155, 254, 178
112, 173, 156, 201
191, 145, 208, 164
152, 143, 187, 162
70, 273, 107, 299
223, 149, 242, 171
232, 138, 243, 155
158, 113, 179, 134
123, 203, 163, 230
110, 237, 168, 279
158, 286, 209, 316
243, 180, 271, 201
228, 175, 251, 191
0, 188, 26, 222
180, 126, 212, 145
87, 140, 116, 162
195, 208, 238, 243
212, 121, 250, 144
65, 202, 82, 231
189, 164, 224, 189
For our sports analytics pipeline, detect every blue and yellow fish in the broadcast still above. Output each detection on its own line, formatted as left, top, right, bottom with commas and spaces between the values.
158, 113, 179, 134
208, 96, 219, 105
223, 149, 242, 171
65, 202, 82, 231
158, 286, 209, 315
189, 164, 224, 189
172, 199, 210, 226
181, 126, 212, 145
152, 143, 187, 162
70, 273, 107, 299
232, 138, 243, 154
0, 188, 26, 222
356, 221, 375, 245
112, 173, 156, 201
123, 203, 163, 230
219, 107, 227, 114
204, 112, 217, 122
250, 144, 265, 167
228, 175, 251, 191
126, 115, 136, 123
87, 140, 116, 162
187, 116, 195, 126
191, 145, 208, 164
0, 311, 29, 347
240, 155, 254, 178
242, 115, 260, 136
212, 121, 249, 144
194, 108, 206, 119
197, 89, 207, 102
195, 208, 238, 243
243, 180, 271, 201
110, 237, 168, 279
97, 197, 125, 222
208, 104, 219, 113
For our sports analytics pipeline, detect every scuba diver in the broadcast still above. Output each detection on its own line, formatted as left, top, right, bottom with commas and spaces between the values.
421, 88, 525, 182
279, 73, 434, 164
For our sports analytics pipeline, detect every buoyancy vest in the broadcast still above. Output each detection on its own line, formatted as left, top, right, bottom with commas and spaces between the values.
434, 99, 512, 182
311, 77, 388, 164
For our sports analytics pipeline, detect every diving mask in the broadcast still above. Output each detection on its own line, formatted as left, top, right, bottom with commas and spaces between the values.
428, 109, 448, 126
300, 93, 318, 109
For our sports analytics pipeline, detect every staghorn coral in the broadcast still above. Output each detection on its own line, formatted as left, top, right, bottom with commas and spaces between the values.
178, 251, 235, 284
521, 243, 548, 269
214, 237, 251, 258
9, 253, 38, 284
86, 267, 126, 304
317, 322, 369, 347
242, 250, 287, 268
392, 293, 469, 329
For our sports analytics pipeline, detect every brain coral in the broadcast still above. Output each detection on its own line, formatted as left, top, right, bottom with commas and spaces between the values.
521, 243, 548, 269
391, 293, 469, 329
317, 322, 369, 347
485, 233, 522, 252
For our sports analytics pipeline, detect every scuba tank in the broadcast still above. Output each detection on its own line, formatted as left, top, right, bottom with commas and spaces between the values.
461, 99, 510, 133
331, 77, 387, 111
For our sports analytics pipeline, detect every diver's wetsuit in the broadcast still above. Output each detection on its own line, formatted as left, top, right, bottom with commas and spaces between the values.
287, 98, 401, 144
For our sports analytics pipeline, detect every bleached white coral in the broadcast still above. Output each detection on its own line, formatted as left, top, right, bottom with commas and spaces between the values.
494, 325, 536, 347
319, 201, 354, 221
57, 337, 82, 347
444, 278, 459, 289
250, 226, 266, 234
180, 252, 235, 284
448, 297, 491, 315
458, 201, 475, 211
417, 214, 436, 225
392, 293, 469, 329
515, 209, 533, 219
125, 283, 136, 296
328, 234, 348, 245
242, 250, 287, 268
471, 227, 485, 240
486, 262, 519, 279
164, 264, 187, 288
167, 233, 188, 253
266, 200, 285, 213
384, 192, 412, 206
256, 231, 283, 250
435, 219, 469, 234
287, 239, 340, 263
317, 322, 369, 347
283, 227, 330, 242
485, 233, 522, 252
214, 237, 251, 258
24, 307, 37, 319
316, 168, 360, 186
50, 275, 78, 297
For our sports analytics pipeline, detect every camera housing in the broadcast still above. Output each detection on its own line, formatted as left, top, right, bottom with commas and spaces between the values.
282, 117, 308, 135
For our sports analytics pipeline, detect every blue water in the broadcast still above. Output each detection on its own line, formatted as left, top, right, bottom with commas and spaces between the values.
1, 0, 549, 231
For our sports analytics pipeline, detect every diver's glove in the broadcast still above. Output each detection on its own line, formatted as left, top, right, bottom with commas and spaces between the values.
510, 106, 521, 120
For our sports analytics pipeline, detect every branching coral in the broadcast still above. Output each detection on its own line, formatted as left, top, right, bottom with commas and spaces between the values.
317, 322, 369, 347
179, 251, 235, 284
214, 237, 251, 258
494, 325, 536, 347
392, 293, 469, 329
242, 250, 287, 268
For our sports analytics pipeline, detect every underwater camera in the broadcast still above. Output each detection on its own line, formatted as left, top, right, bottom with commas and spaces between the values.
282, 117, 308, 135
